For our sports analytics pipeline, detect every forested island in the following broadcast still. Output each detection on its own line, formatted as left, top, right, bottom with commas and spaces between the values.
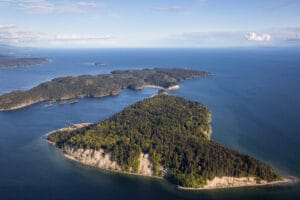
0, 68, 209, 111
47, 94, 284, 189
0, 57, 49, 68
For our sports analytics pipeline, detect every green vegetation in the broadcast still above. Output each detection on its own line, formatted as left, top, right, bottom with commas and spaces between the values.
48, 95, 281, 188
0, 57, 49, 68
0, 68, 209, 111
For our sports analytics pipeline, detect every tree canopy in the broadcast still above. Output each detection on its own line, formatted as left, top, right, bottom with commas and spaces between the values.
48, 95, 281, 188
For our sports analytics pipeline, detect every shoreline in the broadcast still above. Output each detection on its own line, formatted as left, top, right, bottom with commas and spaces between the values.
0, 58, 50, 69
177, 177, 296, 191
45, 123, 296, 191
62, 147, 296, 191
142, 84, 180, 90
45, 123, 92, 139
45, 123, 163, 180
0, 84, 178, 112
63, 152, 163, 180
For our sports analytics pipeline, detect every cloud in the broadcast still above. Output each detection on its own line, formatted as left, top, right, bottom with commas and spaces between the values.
286, 35, 300, 41
151, 6, 186, 12
163, 31, 246, 47
54, 34, 112, 41
0, 0, 105, 14
272, 28, 300, 42
76, 2, 104, 8
245, 32, 271, 42
0, 24, 41, 44
0, 24, 16, 30
0, 24, 115, 47
0, 0, 12, 5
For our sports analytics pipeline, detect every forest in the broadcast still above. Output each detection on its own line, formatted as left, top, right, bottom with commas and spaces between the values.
48, 94, 281, 188
0, 68, 209, 111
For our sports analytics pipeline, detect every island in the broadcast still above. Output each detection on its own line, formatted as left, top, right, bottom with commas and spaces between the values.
0, 57, 49, 68
0, 68, 210, 111
94, 61, 106, 67
47, 94, 287, 189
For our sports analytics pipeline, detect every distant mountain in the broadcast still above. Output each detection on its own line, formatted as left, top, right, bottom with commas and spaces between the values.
0, 57, 49, 68
0, 44, 17, 55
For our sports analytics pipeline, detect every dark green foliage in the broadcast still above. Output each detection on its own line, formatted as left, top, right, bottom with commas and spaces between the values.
0, 68, 210, 111
48, 95, 281, 188
151, 150, 162, 176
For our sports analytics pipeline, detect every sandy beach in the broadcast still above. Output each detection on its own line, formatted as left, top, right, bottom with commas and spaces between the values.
178, 176, 296, 191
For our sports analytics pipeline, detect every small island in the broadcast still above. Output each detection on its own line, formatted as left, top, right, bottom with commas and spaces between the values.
0, 68, 210, 111
47, 94, 288, 189
94, 61, 106, 67
0, 57, 49, 68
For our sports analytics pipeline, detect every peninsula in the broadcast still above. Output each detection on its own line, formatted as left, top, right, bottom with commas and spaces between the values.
0, 68, 209, 111
47, 94, 284, 189
0, 57, 49, 68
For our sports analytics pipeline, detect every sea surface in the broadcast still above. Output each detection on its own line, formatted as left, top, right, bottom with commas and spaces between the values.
0, 48, 299, 200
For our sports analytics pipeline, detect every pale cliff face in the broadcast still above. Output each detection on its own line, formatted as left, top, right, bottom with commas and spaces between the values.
60, 145, 289, 189
63, 146, 121, 170
138, 153, 154, 176
62, 145, 158, 177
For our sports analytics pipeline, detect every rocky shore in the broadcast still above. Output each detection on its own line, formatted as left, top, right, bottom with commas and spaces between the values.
0, 68, 210, 111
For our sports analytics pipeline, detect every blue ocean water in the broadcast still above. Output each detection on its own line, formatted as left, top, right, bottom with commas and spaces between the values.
0, 48, 299, 200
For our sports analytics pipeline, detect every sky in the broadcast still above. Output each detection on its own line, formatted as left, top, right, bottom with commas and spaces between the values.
0, 0, 300, 48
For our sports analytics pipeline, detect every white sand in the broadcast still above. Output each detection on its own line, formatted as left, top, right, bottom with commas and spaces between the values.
178, 176, 294, 190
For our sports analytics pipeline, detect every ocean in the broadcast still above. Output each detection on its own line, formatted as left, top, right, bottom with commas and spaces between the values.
0, 48, 299, 199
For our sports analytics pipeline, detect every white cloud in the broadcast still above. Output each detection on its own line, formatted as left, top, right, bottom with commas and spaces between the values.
151, 6, 186, 12
270, 28, 300, 42
0, 24, 42, 44
0, 24, 115, 47
286, 35, 300, 41
0, 24, 16, 30
162, 31, 246, 47
54, 34, 112, 41
0, 0, 105, 14
76, 2, 104, 8
245, 32, 271, 42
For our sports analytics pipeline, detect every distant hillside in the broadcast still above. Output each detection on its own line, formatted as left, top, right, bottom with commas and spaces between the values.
0, 57, 49, 68
47, 95, 281, 188
0, 68, 210, 111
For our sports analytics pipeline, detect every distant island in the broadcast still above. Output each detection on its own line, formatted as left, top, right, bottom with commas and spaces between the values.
94, 61, 106, 67
0, 68, 210, 111
47, 94, 287, 189
0, 57, 49, 68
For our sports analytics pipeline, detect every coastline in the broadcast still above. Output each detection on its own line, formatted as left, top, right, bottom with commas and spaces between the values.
177, 177, 295, 191
61, 145, 295, 191
45, 123, 92, 141
45, 123, 163, 180
142, 84, 180, 90
63, 152, 163, 180
45, 122, 295, 191
0, 58, 50, 69
1, 68, 209, 111
0, 84, 180, 112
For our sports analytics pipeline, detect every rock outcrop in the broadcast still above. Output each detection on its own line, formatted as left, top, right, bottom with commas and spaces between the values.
63, 145, 157, 177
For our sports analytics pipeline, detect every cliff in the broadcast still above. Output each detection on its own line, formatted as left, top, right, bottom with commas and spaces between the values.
47, 95, 282, 189
63, 145, 162, 177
